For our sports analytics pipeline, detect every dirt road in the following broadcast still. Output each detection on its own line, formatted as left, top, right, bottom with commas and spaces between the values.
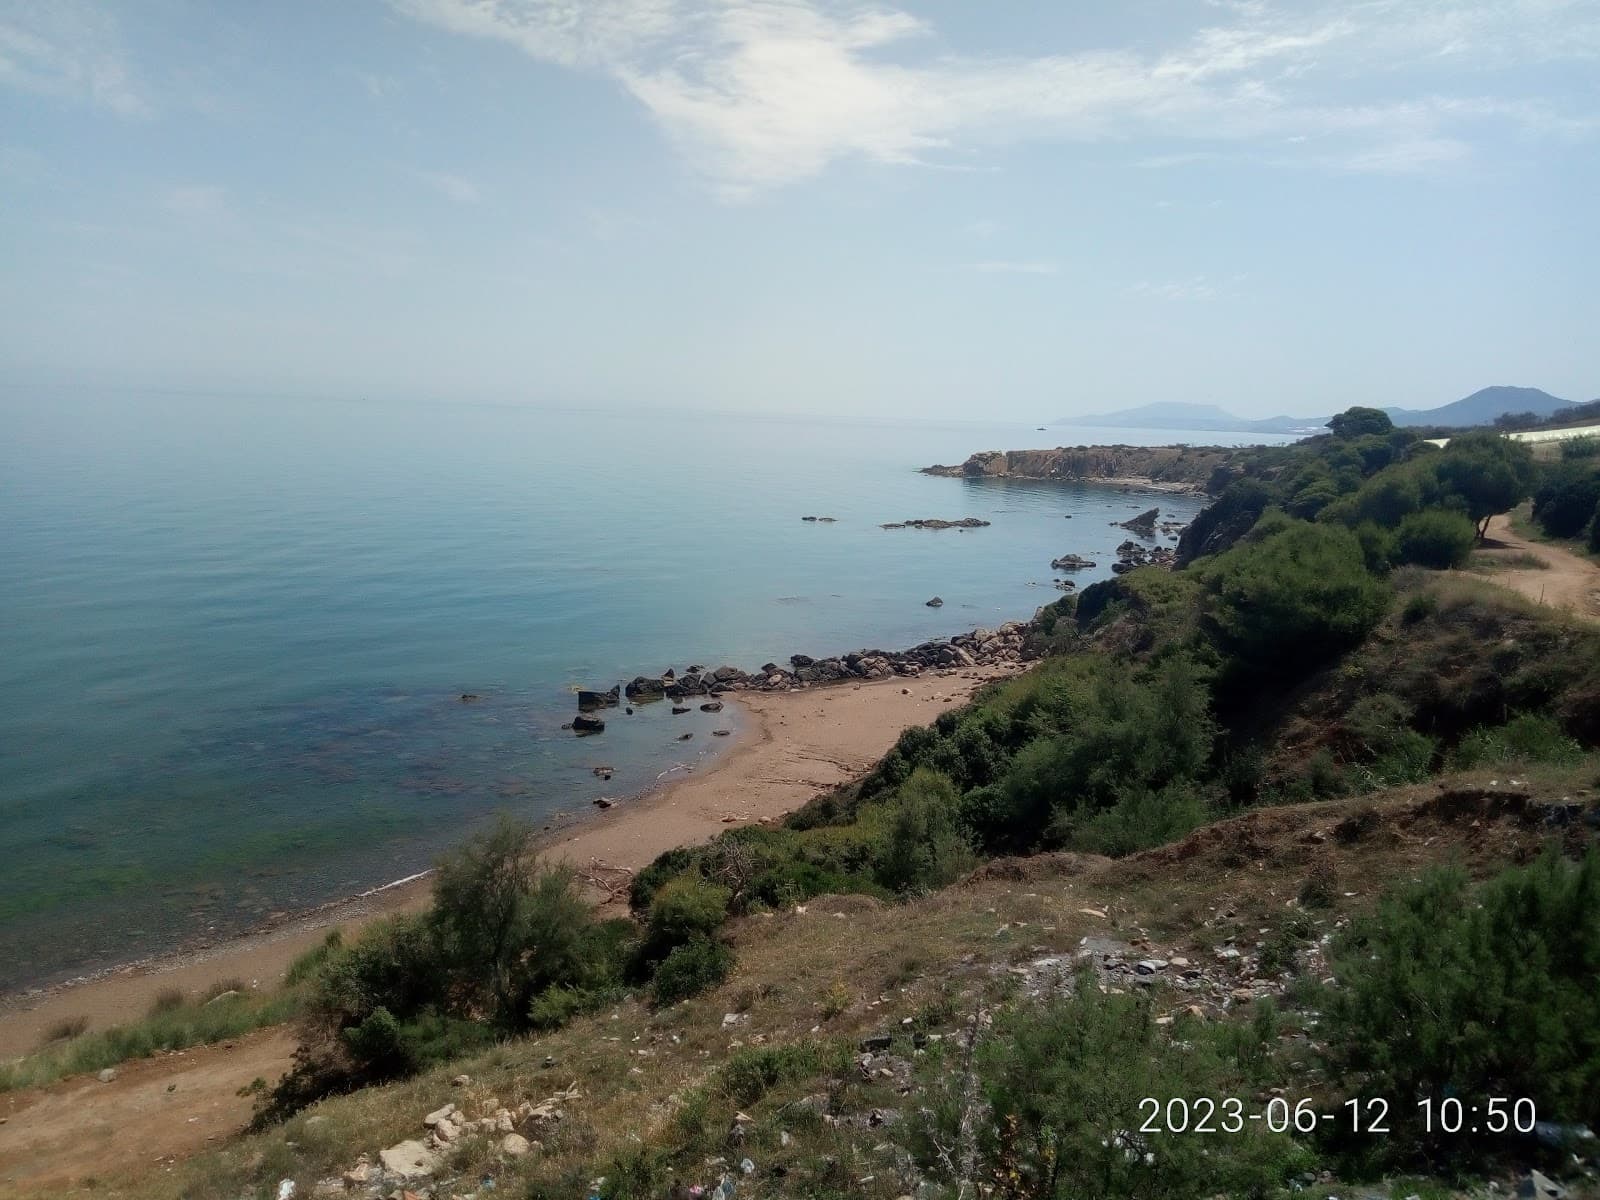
1474, 513, 1600, 622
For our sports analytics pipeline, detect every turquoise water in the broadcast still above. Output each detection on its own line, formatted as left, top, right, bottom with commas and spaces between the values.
0, 392, 1276, 991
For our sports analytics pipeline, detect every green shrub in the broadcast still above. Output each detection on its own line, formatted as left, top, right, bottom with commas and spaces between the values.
1400, 590, 1438, 625
650, 937, 733, 1006
642, 876, 731, 963
1394, 509, 1475, 569
929, 970, 1309, 1200
1451, 712, 1583, 768
1058, 782, 1211, 856
527, 985, 612, 1030
1322, 852, 1600, 1151
716, 1041, 841, 1104
875, 768, 974, 892
1198, 519, 1390, 680
1434, 431, 1536, 539
284, 929, 344, 987
1562, 436, 1599, 461
1533, 462, 1600, 539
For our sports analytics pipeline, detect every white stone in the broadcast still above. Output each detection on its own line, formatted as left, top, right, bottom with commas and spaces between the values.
97, 1068, 117, 1083
380, 1139, 440, 1178
501, 1132, 532, 1157
423, 1102, 456, 1127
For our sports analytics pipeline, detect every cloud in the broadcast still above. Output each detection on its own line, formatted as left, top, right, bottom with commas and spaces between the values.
163, 184, 229, 218
419, 171, 482, 203
1127, 277, 1218, 302
0, 1, 147, 116
392, 0, 1600, 195
974, 260, 1057, 276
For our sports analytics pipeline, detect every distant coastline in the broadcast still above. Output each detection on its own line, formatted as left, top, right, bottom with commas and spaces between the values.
922, 443, 1238, 493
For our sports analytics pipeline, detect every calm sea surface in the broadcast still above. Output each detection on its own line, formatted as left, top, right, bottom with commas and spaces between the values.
0, 392, 1290, 991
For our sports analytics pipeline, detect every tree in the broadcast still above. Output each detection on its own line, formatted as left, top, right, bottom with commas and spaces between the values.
1328, 406, 1394, 439
1197, 519, 1391, 678
1434, 431, 1535, 539
1532, 462, 1600, 539
1393, 509, 1475, 568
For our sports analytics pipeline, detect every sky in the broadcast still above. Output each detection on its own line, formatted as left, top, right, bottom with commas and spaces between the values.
1, 0, 1597, 421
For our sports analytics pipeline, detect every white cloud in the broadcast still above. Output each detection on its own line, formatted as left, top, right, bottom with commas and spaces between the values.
419, 171, 482, 203
392, 0, 1600, 195
0, 1, 147, 116
163, 184, 228, 218
974, 260, 1057, 276
1127, 277, 1218, 302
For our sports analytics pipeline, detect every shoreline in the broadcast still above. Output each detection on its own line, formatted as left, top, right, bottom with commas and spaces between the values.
0, 664, 1021, 1059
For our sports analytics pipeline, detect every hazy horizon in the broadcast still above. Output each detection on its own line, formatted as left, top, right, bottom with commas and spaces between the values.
3, 1, 1598, 420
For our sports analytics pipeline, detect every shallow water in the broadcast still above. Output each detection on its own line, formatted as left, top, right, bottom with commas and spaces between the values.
0, 391, 1285, 990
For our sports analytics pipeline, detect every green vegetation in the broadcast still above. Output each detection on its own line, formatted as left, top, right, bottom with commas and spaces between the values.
0, 985, 300, 1093
1323, 852, 1600, 1157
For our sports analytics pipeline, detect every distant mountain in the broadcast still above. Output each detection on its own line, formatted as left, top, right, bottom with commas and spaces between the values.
1384, 386, 1577, 428
1055, 402, 1319, 435
1058, 387, 1585, 436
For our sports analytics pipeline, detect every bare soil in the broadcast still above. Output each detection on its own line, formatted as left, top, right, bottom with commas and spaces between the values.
1474, 513, 1600, 622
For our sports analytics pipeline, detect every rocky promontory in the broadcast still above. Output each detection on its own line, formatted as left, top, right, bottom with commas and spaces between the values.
922, 445, 1236, 493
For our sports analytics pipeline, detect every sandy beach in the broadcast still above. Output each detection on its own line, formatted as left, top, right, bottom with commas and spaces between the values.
0, 664, 1019, 1061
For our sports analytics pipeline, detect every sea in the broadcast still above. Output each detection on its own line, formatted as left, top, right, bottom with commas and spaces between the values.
0, 390, 1295, 993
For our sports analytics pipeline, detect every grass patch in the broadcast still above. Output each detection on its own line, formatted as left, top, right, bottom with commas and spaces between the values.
0, 988, 300, 1093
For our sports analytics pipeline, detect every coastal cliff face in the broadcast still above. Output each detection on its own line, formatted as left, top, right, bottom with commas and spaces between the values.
922, 444, 1236, 493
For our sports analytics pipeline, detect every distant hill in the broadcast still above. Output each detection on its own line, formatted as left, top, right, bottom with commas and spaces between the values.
1384, 386, 1578, 428
1059, 387, 1585, 435
1055, 402, 1319, 435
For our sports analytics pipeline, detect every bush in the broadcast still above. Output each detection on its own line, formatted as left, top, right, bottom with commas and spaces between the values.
875, 768, 973, 892
650, 937, 733, 1006
1532, 462, 1600, 539
1198, 519, 1390, 680
928, 970, 1308, 1200
1562, 436, 1599, 461
1451, 712, 1583, 768
1322, 852, 1600, 1152
1393, 509, 1475, 569
1434, 431, 1535, 539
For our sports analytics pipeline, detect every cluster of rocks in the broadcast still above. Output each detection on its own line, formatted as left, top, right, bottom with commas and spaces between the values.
1050, 553, 1096, 571
800, 515, 838, 523
880, 517, 991, 530
565, 624, 1035, 735
298, 1081, 574, 1199
1111, 539, 1177, 574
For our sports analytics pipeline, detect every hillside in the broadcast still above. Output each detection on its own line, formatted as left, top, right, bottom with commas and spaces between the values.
1059, 386, 1588, 435
921, 444, 1237, 492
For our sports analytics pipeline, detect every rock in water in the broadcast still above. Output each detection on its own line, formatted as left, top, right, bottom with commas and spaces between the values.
1116, 507, 1160, 538
1050, 553, 1096, 570
577, 685, 620, 711
925, 596, 943, 607
572, 714, 606, 735
700, 700, 724, 712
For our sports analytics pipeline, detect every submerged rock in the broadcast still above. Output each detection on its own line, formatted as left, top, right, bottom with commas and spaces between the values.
577, 685, 620, 711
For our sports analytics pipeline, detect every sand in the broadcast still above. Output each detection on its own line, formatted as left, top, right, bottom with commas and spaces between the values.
0, 664, 1020, 1060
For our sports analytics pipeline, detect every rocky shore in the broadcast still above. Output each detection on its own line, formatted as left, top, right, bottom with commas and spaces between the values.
922, 444, 1237, 493
566, 622, 1038, 735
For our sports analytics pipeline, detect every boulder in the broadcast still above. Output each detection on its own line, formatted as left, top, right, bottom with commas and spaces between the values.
925, 596, 943, 607
379, 1140, 440, 1179
700, 700, 724, 712
1116, 507, 1160, 538
577, 686, 620, 711
571, 714, 606, 735
624, 676, 666, 700
711, 666, 746, 683
671, 705, 691, 715
501, 1132, 533, 1157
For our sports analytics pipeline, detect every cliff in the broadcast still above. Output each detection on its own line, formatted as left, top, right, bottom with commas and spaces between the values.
921, 444, 1237, 493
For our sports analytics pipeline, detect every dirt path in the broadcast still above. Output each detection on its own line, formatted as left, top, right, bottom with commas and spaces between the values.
0, 1026, 297, 1193
1473, 513, 1600, 622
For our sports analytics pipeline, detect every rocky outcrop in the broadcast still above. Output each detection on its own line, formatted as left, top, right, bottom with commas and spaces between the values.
577, 685, 620, 711
1116, 507, 1160, 538
881, 517, 991, 530
1050, 553, 1096, 571
922, 445, 1236, 493
1111, 539, 1177, 573
624, 676, 666, 701
925, 596, 943, 607
571, 714, 606, 735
